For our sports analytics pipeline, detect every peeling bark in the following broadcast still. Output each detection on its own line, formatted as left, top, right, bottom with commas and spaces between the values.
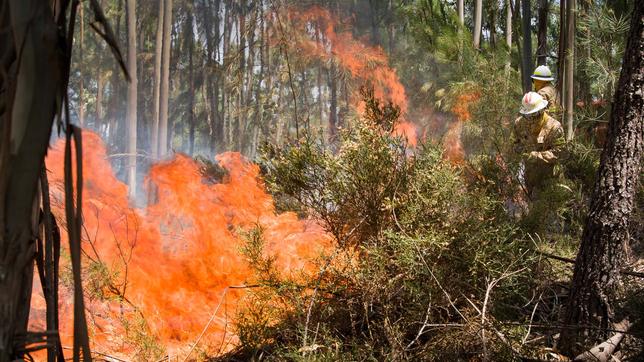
559, 1, 644, 355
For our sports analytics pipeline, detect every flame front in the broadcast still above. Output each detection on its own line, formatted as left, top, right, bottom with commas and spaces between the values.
35, 131, 332, 358
286, 6, 417, 145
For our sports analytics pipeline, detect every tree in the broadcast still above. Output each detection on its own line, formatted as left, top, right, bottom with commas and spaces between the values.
520, 0, 533, 92
557, 0, 566, 97
151, 0, 164, 160
537, 0, 549, 65
559, 0, 643, 355
0, 0, 128, 359
473, 0, 483, 49
158, 0, 173, 157
187, 0, 196, 156
79, 2, 86, 126
564, 0, 576, 140
126, 0, 137, 198
457, 0, 464, 25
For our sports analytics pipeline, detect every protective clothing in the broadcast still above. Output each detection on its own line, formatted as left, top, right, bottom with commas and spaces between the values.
531, 66, 560, 113
519, 92, 549, 115
514, 105, 564, 196
531, 65, 555, 81
536, 84, 559, 110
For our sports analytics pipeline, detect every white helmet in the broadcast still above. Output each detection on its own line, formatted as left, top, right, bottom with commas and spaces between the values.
520, 92, 548, 115
531, 65, 554, 81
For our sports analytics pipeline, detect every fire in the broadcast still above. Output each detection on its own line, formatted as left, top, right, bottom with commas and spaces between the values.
443, 91, 481, 164
285, 6, 416, 145
33, 131, 332, 359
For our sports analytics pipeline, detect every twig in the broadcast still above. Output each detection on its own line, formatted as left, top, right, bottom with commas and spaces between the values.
406, 300, 433, 350
537, 251, 644, 278
182, 287, 230, 362
522, 295, 541, 345
414, 244, 468, 322
302, 216, 367, 350
61, 346, 128, 362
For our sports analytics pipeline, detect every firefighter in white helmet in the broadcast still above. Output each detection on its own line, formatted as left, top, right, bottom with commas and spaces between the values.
531, 65, 560, 114
513, 92, 564, 196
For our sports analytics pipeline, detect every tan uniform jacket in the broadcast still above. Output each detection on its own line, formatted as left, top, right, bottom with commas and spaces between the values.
537, 85, 560, 114
513, 113, 564, 194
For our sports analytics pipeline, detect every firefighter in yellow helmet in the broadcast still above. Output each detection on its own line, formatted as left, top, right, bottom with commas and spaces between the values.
531, 65, 560, 114
513, 92, 564, 197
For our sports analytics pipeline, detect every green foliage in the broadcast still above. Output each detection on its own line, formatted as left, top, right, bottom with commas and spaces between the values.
578, 5, 630, 100
221, 90, 544, 361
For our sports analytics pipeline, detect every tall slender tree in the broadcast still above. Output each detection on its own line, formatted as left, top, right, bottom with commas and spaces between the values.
537, 0, 549, 65
506, 0, 512, 50
564, 0, 576, 140
126, 0, 138, 198
187, 0, 196, 155
559, 0, 643, 355
79, 2, 86, 127
151, 0, 164, 160
557, 0, 566, 97
520, 0, 533, 92
473, 0, 483, 48
158, 0, 173, 157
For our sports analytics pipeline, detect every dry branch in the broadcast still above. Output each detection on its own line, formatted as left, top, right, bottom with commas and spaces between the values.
574, 319, 632, 362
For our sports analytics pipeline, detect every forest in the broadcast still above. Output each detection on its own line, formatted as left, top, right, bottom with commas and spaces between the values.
0, 0, 642, 361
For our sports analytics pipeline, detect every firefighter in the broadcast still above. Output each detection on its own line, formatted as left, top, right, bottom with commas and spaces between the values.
513, 92, 565, 197
531, 65, 560, 114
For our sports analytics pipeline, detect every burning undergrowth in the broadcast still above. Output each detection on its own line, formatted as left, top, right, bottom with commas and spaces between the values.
32, 131, 333, 360
280, 5, 417, 145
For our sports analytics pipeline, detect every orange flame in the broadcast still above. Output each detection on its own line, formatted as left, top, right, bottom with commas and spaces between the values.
285, 6, 415, 145
33, 131, 332, 358
443, 92, 481, 164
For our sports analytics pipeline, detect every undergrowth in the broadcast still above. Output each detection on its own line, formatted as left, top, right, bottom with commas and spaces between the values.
211, 89, 608, 361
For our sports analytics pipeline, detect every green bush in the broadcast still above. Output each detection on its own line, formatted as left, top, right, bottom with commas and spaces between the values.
218, 90, 547, 361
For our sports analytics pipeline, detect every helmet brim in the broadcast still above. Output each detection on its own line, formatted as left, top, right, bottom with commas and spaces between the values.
531, 75, 554, 81
519, 100, 548, 115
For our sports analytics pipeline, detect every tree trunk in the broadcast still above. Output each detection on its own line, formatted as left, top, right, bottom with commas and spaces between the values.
159, 0, 173, 157
537, 0, 549, 65
520, 0, 533, 92
0, 1, 61, 360
559, 1, 643, 355
108, 0, 124, 150
223, 1, 232, 148
505, 0, 513, 74
489, 0, 498, 48
97, 69, 104, 127
387, 0, 395, 55
187, 0, 195, 156
202, 0, 222, 153
457, 0, 464, 25
126, 0, 138, 199
369, 0, 381, 46
79, 2, 85, 127
557, 0, 566, 97
328, 66, 338, 142
151, 0, 164, 160
564, 0, 575, 140
473, 0, 483, 48
506, 0, 512, 49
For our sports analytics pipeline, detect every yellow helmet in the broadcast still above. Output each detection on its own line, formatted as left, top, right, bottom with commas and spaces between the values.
531, 65, 554, 81
520, 92, 548, 115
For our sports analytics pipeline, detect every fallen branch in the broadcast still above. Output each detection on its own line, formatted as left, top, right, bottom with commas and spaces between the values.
574, 319, 632, 362
537, 251, 644, 278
